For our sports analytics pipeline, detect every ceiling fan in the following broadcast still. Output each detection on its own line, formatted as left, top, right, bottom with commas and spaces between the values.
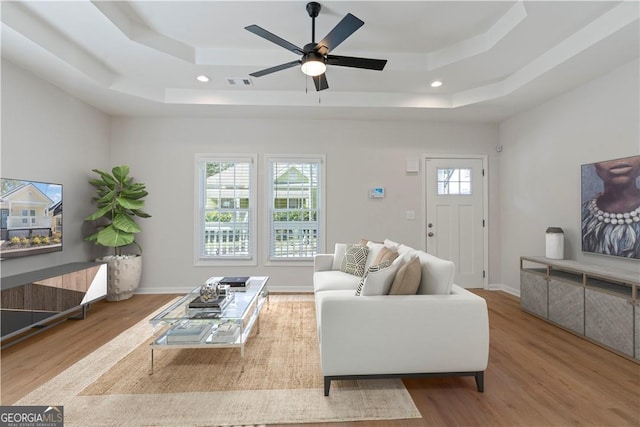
245, 1, 387, 91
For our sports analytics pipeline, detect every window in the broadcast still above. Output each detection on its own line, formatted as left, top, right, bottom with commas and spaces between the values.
268, 157, 324, 260
437, 168, 472, 195
195, 156, 255, 262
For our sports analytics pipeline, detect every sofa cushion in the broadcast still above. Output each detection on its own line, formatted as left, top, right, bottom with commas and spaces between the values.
416, 251, 455, 295
388, 255, 421, 295
384, 239, 400, 250
397, 244, 414, 256
356, 261, 394, 296
340, 244, 369, 277
314, 270, 361, 292
331, 243, 348, 270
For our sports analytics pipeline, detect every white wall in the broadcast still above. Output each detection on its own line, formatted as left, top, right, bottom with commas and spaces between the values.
110, 117, 500, 292
0, 60, 111, 277
499, 59, 640, 294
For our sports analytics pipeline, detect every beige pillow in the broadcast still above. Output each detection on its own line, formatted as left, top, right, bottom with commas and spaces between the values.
388, 256, 421, 295
374, 247, 399, 265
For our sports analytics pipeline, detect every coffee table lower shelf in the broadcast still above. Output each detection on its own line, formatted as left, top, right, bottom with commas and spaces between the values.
149, 309, 262, 374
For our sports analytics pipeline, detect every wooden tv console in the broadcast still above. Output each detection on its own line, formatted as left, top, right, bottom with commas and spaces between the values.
1, 262, 107, 348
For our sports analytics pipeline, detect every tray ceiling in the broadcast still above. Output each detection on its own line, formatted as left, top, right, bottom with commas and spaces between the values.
1, 1, 638, 122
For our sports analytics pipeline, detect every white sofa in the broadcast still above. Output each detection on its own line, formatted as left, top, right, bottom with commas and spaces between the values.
313, 240, 490, 395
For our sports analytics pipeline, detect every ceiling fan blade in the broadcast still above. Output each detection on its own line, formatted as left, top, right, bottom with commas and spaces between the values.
326, 55, 387, 71
316, 13, 364, 55
313, 73, 329, 91
250, 60, 301, 78
245, 25, 304, 55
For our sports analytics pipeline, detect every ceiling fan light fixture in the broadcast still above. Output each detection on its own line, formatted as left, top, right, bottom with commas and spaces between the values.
301, 54, 326, 77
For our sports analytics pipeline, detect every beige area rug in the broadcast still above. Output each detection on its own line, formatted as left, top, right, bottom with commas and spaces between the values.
17, 294, 421, 426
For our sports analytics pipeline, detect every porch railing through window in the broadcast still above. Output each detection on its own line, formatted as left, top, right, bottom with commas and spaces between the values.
203, 211, 250, 256
271, 216, 318, 258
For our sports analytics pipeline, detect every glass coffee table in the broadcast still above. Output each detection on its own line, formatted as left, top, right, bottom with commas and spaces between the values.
149, 276, 268, 373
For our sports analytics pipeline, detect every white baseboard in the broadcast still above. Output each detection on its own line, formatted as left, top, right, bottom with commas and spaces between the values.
489, 284, 520, 297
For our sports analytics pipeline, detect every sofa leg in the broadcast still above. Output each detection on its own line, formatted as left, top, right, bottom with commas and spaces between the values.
324, 377, 331, 396
475, 371, 484, 392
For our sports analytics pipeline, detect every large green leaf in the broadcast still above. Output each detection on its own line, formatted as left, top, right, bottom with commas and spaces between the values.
96, 225, 135, 247
117, 197, 144, 210
121, 189, 148, 200
112, 213, 141, 233
96, 190, 116, 204
132, 209, 152, 218
85, 205, 112, 221
92, 169, 116, 187
112, 165, 130, 183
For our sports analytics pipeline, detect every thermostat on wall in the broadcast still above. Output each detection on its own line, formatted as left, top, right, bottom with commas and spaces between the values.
369, 187, 385, 199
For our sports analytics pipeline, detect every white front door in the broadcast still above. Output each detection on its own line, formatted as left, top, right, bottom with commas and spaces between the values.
425, 157, 486, 288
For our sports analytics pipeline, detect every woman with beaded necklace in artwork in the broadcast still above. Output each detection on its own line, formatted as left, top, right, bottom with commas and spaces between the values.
582, 155, 640, 259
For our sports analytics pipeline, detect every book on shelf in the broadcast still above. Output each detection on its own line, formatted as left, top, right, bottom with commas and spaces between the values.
166, 320, 211, 343
210, 322, 241, 344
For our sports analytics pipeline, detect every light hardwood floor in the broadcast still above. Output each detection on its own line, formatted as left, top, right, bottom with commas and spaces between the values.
1, 291, 638, 426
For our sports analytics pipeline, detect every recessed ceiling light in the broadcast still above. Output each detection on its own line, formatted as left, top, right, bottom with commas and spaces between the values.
430, 80, 443, 88
196, 75, 210, 82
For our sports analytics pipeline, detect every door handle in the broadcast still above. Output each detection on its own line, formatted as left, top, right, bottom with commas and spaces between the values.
428, 232, 434, 237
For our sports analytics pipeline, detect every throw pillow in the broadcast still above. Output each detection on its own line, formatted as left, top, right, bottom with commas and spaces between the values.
358, 256, 405, 296
340, 244, 369, 277
355, 260, 391, 296
374, 246, 399, 265
388, 255, 422, 295
365, 241, 385, 271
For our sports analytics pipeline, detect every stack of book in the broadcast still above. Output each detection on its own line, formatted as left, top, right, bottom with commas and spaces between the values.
219, 276, 250, 291
210, 322, 241, 344
166, 320, 211, 344
188, 293, 232, 312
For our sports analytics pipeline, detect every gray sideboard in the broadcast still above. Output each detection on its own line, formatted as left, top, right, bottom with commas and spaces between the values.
1, 262, 107, 347
520, 256, 639, 362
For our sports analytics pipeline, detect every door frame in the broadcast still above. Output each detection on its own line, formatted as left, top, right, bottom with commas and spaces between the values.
422, 153, 489, 289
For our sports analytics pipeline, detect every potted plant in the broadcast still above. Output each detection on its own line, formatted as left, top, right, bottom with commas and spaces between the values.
85, 165, 151, 301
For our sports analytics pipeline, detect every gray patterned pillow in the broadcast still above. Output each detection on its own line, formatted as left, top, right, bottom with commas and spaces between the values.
355, 260, 391, 296
340, 244, 369, 277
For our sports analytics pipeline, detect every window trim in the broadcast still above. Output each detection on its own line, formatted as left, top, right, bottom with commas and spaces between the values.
194, 153, 258, 266
264, 154, 326, 265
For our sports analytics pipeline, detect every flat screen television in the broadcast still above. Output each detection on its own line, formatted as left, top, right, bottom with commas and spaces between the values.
0, 178, 63, 260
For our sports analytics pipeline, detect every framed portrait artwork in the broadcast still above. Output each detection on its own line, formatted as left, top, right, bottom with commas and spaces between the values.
581, 155, 640, 259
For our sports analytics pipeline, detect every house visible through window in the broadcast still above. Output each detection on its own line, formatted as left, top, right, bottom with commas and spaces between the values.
196, 157, 255, 261
268, 157, 324, 260
437, 168, 472, 195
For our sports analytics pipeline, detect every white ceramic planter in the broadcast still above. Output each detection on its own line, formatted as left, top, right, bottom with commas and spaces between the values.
99, 255, 142, 301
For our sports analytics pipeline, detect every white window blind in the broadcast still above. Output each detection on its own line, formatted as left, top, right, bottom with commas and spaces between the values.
268, 158, 323, 260
197, 157, 254, 260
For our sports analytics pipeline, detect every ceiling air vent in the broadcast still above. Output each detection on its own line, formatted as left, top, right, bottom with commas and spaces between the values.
226, 78, 253, 86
